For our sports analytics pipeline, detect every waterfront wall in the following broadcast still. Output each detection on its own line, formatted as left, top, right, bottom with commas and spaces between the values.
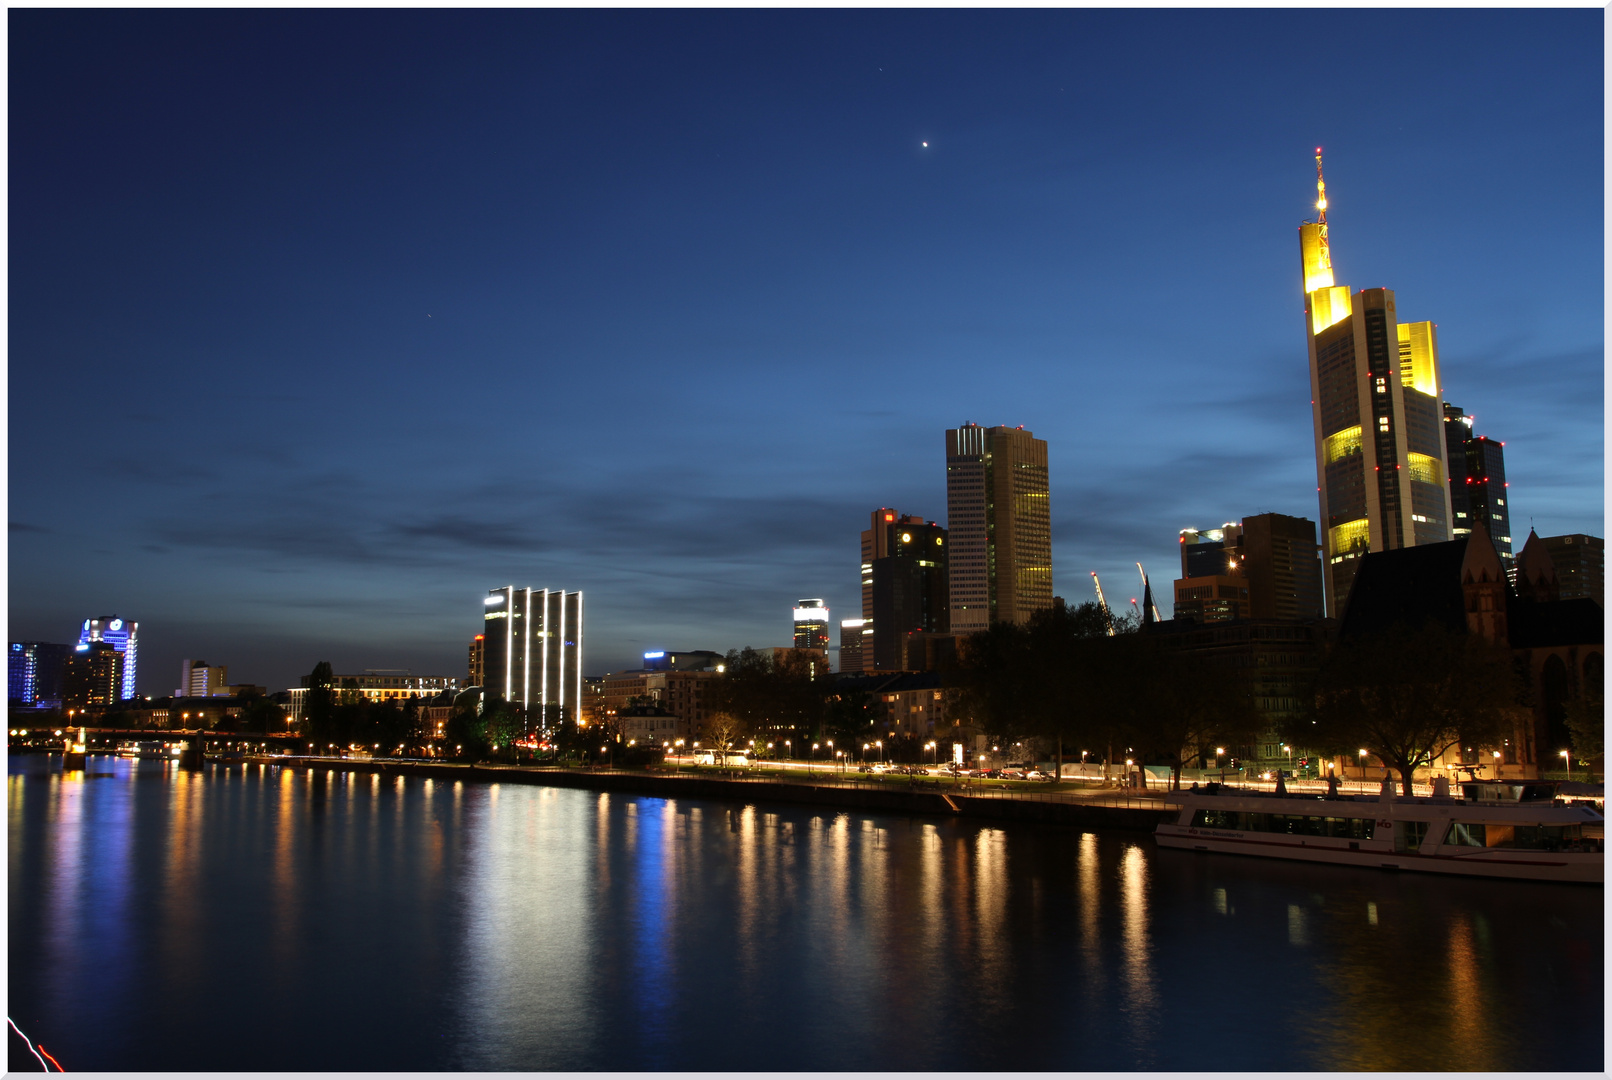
258, 758, 1172, 832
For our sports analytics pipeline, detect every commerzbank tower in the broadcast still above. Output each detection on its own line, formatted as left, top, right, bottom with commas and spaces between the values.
1300, 150, 1455, 616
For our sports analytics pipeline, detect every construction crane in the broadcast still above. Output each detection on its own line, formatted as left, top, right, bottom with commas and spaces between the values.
1136, 562, 1163, 623
1089, 571, 1117, 636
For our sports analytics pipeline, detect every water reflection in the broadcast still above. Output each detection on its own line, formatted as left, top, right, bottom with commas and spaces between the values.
7, 757, 1603, 1073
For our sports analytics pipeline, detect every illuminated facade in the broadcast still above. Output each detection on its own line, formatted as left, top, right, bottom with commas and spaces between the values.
860, 508, 949, 670
1177, 514, 1324, 622
177, 660, 230, 697
839, 618, 868, 675
792, 599, 830, 650
482, 586, 583, 729
77, 616, 139, 699
63, 641, 124, 710
1442, 403, 1512, 566
8, 641, 69, 707
945, 424, 1052, 632
1173, 575, 1250, 623
468, 634, 484, 687
1300, 154, 1452, 616
286, 671, 461, 722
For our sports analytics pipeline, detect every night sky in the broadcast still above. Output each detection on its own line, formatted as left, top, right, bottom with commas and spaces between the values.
8, 10, 1603, 695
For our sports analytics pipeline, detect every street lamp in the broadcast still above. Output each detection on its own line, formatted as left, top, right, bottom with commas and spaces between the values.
1216, 747, 1225, 784
876, 739, 883, 763
811, 742, 819, 771
1560, 749, 1571, 781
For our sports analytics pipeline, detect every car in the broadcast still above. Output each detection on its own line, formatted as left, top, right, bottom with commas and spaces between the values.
1000, 768, 1025, 780
1023, 769, 1050, 781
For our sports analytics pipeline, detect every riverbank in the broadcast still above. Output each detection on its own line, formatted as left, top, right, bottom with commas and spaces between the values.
249, 755, 1174, 831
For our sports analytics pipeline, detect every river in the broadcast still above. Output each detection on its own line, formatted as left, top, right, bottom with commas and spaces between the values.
7, 755, 1603, 1071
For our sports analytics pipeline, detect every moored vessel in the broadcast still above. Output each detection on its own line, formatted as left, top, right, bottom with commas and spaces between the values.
1154, 779, 1602, 884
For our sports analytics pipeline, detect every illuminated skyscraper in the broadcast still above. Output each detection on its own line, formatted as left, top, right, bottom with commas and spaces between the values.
63, 641, 123, 710
77, 616, 138, 699
838, 619, 868, 675
482, 587, 582, 729
9, 641, 69, 706
860, 508, 949, 669
946, 424, 1052, 632
1442, 403, 1513, 567
792, 599, 830, 650
1300, 153, 1453, 616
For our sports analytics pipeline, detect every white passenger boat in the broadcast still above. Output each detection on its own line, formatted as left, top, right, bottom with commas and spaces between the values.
1155, 779, 1603, 884
118, 740, 177, 759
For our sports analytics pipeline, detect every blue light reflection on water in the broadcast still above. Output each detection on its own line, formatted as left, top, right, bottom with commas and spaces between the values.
7, 755, 1604, 1072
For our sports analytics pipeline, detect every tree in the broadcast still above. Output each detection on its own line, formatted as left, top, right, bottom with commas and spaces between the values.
1303, 620, 1520, 795
1563, 653, 1603, 764
1120, 637, 1261, 790
238, 692, 284, 737
302, 662, 336, 744
706, 646, 827, 750
703, 711, 747, 754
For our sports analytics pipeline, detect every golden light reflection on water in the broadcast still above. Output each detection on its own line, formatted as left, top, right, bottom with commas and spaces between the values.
1077, 832, 1104, 992
161, 766, 206, 988
1117, 842, 1158, 1058
7, 761, 1599, 1072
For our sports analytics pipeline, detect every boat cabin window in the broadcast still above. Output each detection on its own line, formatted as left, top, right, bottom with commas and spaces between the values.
1190, 809, 1373, 839
1446, 822, 1583, 851
1394, 821, 1429, 853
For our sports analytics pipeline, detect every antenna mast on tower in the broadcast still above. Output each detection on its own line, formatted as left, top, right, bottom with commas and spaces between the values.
1313, 147, 1331, 268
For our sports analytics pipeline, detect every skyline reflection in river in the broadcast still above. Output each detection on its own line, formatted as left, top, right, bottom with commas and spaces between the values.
8, 755, 1603, 1071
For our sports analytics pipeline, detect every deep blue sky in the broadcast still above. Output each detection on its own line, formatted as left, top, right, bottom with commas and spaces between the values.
9, 10, 1603, 695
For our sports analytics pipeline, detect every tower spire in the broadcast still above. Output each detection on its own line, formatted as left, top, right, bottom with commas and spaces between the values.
1313, 147, 1330, 267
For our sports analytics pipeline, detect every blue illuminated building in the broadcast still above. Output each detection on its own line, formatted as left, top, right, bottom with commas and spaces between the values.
77, 616, 139, 700
9, 641, 70, 706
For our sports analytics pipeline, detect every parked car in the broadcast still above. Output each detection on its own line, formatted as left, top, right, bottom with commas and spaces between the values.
1023, 769, 1050, 781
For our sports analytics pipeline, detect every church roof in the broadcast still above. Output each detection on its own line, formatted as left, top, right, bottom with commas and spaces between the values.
1338, 538, 1470, 639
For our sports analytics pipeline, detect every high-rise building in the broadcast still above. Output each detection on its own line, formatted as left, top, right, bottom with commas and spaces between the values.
945, 423, 1052, 632
1443, 403, 1513, 566
468, 634, 485, 687
482, 587, 583, 730
63, 641, 123, 711
859, 509, 949, 670
177, 660, 230, 697
1542, 534, 1603, 606
1175, 514, 1324, 623
8, 641, 69, 706
792, 599, 830, 650
1300, 154, 1453, 616
76, 616, 139, 700
838, 619, 868, 675
1241, 513, 1325, 620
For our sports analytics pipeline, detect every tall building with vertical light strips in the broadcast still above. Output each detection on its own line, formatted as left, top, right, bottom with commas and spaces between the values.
945, 424, 1052, 632
482, 587, 582, 731
1300, 153, 1453, 616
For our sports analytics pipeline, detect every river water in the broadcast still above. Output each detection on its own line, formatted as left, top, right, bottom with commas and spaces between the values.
7, 755, 1603, 1072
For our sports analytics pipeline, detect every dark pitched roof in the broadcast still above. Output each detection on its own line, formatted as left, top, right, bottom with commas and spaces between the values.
1339, 539, 1470, 639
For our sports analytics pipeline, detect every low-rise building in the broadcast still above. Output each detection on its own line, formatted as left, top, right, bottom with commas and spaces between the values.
286, 671, 462, 722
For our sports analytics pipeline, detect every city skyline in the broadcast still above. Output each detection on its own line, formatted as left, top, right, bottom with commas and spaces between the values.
8, 9, 1602, 693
